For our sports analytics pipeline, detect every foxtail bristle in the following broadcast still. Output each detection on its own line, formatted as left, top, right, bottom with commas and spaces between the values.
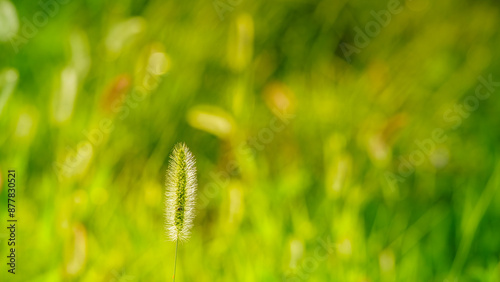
165, 143, 197, 241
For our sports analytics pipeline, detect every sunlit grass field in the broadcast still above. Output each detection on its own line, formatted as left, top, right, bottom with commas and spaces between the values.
1, 0, 500, 281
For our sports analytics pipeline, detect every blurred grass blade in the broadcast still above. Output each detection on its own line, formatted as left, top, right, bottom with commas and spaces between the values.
187, 105, 234, 139
52, 67, 78, 123
0, 68, 18, 115
0, 0, 18, 42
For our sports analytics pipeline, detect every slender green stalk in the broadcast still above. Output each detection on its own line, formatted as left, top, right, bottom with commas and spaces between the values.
173, 238, 178, 282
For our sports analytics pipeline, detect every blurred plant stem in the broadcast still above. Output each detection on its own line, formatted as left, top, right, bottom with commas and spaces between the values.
173, 238, 178, 282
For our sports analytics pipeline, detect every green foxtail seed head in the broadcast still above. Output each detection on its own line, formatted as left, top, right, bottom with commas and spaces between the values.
165, 143, 197, 241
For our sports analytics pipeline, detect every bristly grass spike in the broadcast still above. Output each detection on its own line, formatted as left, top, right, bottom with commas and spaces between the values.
165, 142, 197, 281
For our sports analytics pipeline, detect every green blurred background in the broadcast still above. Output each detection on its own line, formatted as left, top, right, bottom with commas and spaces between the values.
1, 0, 500, 281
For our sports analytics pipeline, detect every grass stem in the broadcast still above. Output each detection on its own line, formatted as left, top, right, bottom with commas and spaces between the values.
173, 237, 178, 282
